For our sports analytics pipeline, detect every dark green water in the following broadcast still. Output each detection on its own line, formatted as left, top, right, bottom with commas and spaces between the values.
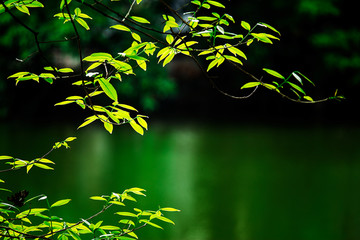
1, 121, 360, 240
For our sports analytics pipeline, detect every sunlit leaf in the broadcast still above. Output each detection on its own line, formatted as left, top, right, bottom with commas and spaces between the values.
304, 96, 314, 102
51, 199, 71, 208
241, 82, 261, 89
119, 219, 135, 226
137, 117, 148, 130
295, 71, 315, 86
16, 5, 30, 15
131, 32, 142, 42
125, 230, 138, 239
55, 100, 74, 106
110, 24, 131, 32
37, 158, 55, 164
251, 33, 273, 44
98, 78, 118, 102
0, 156, 13, 160
288, 82, 306, 94
207, 0, 225, 8
227, 45, 247, 59
104, 121, 114, 134
58, 68, 74, 73
90, 196, 107, 201
157, 216, 175, 225
78, 115, 98, 129
197, 16, 217, 21
207, 59, 218, 72
34, 163, 54, 170
263, 83, 279, 91
130, 16, 150, 24
241, 21, 251, 31
224, 55, 243, 65
139, 220, 163, 229
263, 68, 285, 79
100, 225, 120, 231
258, 22, 281, 36
160, 207, 181, 212
115, 212, 138, 217
166, 34, 174, 44
129, 120, 144, 135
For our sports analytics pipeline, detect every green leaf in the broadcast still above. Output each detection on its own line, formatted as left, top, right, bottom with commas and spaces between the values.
207, 59, 218, 72
156, 216, 175, 225
162, 52, 175, 66
78, 116, 98, 129
251, 33, 273, 44
202, 3, 210, 9
39, 73, 56, 79
224, 55, 243, 65
125, 231, 138, 239
129, 120, 144, 135
166, 34, 174, 44
58, 68, 74, 73
115, 212, 138, 217
288, 82, 306, 94
227, 45, 247, 59
51, 199, 71, 208
119, 219, 135, 226
109, 201, 125, 206
44, 66, 55, 71
160, 207, 181, 212
263, 83, 278, 91
117, 104, 138, 112
90, 196, 107, 201
26, 1, 44, 8
191, 0, 201, 6
139, 220, 163, 229
55, 100, 74, 106
303, 96, 314, 102
98, 78, 118, 102
207, 0, 225, 8
295, 71, 315, 86
224, 14, 235, 23
34, 163, 54, 170
137, 117, 148, 130
84, 52, 113, 62
110, 24, 131, 32
258, 22, 281, 36
241, 82, 261, 89
16, 5, 30, 15
130, 16, 150, 24
104, 121, 114, 134
263, 68, 285, 79
76, 18, 90, 30
196, 16, 217, 21
37, 158, 55, 164
241, 21, 251, 31
74, 7, 81, 16
86, 62, 102, 72
17, 208, 48, 218
60, 0, 72, 10
0, 156, 13, 160
100, 225, 120, 231
131, 32, 142, 42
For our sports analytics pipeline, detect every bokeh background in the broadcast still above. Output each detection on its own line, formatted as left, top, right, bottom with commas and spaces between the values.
1, 0, 360, 239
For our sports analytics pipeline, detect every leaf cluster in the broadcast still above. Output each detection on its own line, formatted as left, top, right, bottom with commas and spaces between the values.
0, 139, 179, 239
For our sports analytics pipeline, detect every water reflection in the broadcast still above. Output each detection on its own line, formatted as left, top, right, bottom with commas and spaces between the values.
1, 122, 360, 240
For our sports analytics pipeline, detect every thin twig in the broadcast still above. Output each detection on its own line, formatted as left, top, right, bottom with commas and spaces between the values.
123, 0, 136, 21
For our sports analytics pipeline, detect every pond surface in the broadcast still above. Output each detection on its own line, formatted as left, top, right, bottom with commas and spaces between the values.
1, 121, 360, 240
